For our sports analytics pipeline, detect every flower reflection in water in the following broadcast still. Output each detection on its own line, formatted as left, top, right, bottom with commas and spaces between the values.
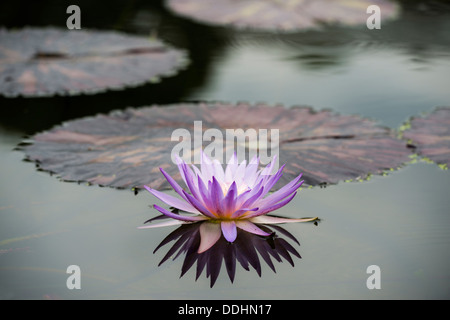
150, 216, 319, 287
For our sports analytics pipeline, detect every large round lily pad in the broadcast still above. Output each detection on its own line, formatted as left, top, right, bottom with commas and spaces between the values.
165, 0, 400, 32
0, 27, 189, 97
20, 103, 412, 190
401, 107, 450, 169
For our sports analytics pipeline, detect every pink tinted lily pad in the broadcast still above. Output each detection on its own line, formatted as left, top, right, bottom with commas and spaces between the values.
0, 27, 189, 98
402, 107, 450, 169
165, 0, 400, 32
20, 103, 411, 190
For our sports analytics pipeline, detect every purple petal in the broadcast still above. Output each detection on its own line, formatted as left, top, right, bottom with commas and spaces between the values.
245, 191, 298, 219
256, 175, 304, 208
231, 207, 259, 219
233, 188, 252, 208
234, 159, 248, 182
221, 221, 237, 242
234, 177, 264, 208
144, 185, 200, 214
248, 153, 259, 165
240, 185, 265, 210
191, 164, 206, 183
201, 151, 214, 181
252, 164, 283, 199
211, 158, 225, 182
243, 155, 260, 185
174, 155, 189, 185
235, 220, 271, 237
182, 190, 218, 219
179, 162, 201, 200
196, 175, 215, 212
159, 168, 190, 202
211, 176, 225, 217
224, 152, 238, 182
260, 155, 278, 177
153, 204, 208, 222
137, 219, 186, 229
223, 181, 237, 216
258, 164, 285, 199
198, 222, 221, 253
250, 215, 318, 224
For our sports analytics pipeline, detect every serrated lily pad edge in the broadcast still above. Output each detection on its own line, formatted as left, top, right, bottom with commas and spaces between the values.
398, 106, 450, 171
1, 27, 191, 98
17, 102, 415, 192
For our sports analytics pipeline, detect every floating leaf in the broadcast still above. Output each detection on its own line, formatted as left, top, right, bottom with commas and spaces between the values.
165, 0, 400, 32
153, 220, 304, 287
0, 27, 189, 98
20, 103, 412, 190
401, 107, 450, 169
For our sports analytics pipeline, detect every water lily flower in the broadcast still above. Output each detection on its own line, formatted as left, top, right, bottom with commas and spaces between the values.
139, 152, 317, 253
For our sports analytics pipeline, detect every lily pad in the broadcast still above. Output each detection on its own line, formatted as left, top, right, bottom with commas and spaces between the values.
20, 102, 412, 190
0, 27, 189, 98
401, 107, 450, 169
165, 0, 400, 32
153, 220, 305, 287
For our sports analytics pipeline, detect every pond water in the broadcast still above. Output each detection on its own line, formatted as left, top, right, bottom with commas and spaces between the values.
1, 0, 450, 299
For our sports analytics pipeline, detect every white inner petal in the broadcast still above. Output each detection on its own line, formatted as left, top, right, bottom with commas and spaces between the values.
220, 181, 249, 196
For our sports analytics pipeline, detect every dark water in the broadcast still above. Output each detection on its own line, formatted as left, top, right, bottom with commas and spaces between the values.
1, 0, 450, 299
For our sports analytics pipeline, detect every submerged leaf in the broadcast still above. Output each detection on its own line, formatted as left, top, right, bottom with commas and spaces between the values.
20, 103, 411, 190
401, 107, 450, 169
165, 0, 399, 32
0, 27, 189, 98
